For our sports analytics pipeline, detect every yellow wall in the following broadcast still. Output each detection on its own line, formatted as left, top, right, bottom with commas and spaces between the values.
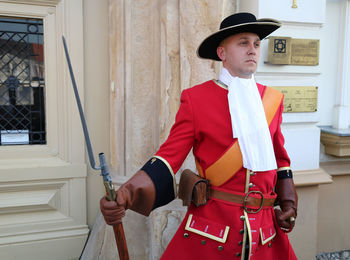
83, 0, 110, 227
318, 162, 350, 253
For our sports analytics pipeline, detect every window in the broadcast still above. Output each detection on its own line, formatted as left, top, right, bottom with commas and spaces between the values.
0, 16, 45, 145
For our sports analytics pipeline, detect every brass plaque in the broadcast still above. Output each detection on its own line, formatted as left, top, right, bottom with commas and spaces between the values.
268, 37, 292, 65
271, 86, 318, 113
268, 37, 319, 66
291, 39, 319, 65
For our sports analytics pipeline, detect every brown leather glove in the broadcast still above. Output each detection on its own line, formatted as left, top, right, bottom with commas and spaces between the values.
100, 170, 156, 226
274, 178, 298, 232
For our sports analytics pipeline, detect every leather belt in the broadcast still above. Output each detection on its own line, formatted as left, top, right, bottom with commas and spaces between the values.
210, 188, 275, 213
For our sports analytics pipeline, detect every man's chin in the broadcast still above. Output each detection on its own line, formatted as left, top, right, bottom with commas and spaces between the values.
240, 71, 256, 78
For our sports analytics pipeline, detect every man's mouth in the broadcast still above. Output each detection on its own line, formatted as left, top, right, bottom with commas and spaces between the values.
246, 58, 256, 63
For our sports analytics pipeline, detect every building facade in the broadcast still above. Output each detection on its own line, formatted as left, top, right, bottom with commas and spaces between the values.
0, 0, 349, 259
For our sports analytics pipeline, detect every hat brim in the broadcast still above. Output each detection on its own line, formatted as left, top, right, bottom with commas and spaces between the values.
197, 20, 281, 61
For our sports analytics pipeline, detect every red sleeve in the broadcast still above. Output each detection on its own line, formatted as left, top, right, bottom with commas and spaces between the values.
155, 90, 195, 174
273, 98, 291, 169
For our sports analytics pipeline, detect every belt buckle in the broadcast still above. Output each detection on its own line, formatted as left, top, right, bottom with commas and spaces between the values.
243, 190, 264, 214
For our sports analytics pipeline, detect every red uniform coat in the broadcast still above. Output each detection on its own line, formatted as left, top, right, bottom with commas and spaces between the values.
155, 80, 297, 259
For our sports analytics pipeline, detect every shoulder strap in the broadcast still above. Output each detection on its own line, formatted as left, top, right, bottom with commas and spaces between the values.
197, 86, 283, 186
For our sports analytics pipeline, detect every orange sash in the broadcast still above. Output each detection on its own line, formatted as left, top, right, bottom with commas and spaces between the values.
196, 86, 283, 186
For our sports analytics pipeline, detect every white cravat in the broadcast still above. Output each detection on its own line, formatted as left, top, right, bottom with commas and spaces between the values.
219, 68, 277, 172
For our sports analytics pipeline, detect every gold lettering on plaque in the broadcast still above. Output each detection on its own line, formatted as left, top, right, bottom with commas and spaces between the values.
292, 0, 298, 8
291, 39, 319, 65
268, 37, 319, 66
271, 86, 318, 113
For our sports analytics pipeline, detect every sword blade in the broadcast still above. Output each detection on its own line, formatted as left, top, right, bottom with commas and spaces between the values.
62, 35, 100, 171
62, 36, 130, 260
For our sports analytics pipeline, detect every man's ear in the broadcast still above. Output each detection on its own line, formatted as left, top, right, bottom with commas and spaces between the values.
216, 46, 225, 61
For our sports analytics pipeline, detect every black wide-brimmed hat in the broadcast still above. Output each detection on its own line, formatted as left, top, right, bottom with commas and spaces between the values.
197, 12, 281, 61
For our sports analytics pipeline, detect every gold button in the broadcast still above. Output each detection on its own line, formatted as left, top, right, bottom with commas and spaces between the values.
249, 183, 254, 188
201, 240, 206, 245
235, 252, 241, 257
184, 233, 189, 238
239, 229, 244, 234
268, 242, 272, 248
240, 215, 245, 221
250, 171, 256, 176
238, 241, 243, 245
218, 245, 224, 251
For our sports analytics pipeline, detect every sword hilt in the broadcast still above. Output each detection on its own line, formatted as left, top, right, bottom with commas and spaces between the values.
99, 153, 116, 201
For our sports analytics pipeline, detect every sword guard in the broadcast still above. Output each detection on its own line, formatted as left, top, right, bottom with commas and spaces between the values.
104, 181, 116, 201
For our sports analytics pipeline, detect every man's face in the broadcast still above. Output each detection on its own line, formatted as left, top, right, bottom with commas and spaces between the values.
217, 32, 261, 78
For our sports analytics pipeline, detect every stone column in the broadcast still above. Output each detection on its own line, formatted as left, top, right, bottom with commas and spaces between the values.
332, 0, 350, 130
82, 0, 235, 259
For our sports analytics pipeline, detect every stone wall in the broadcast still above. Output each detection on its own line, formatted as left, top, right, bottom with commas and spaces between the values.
82, 0, 236, 259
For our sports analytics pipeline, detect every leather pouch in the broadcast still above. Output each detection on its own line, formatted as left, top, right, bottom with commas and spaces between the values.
178, 169, 209, 207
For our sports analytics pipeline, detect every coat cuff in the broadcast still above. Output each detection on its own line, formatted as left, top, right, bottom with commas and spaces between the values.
277, 167, 293, 180
141, 156, 176, 209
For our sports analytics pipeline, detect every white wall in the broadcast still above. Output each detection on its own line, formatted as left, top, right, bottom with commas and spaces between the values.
318, 0, 345, 126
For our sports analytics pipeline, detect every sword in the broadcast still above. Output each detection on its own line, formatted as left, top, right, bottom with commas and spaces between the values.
62, 36, 129, 260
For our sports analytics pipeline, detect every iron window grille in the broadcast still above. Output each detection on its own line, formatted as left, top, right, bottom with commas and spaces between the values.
0, 17, 46, 145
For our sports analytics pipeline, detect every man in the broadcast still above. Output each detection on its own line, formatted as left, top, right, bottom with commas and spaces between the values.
100, 12, 298, 259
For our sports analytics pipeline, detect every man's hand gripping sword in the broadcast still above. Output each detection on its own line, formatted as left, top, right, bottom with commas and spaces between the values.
62, 36, 129, 260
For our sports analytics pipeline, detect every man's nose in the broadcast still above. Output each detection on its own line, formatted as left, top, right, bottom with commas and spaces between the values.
247, 43, 256, 55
